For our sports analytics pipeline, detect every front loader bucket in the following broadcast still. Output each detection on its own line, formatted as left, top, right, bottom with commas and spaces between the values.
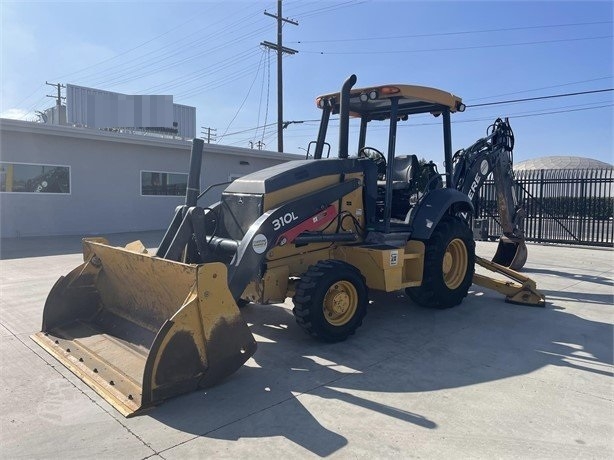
31, 239, 257, 417
492, 236, 527, 271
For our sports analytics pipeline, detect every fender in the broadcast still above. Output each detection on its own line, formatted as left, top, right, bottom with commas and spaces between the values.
409, 188, 473, 240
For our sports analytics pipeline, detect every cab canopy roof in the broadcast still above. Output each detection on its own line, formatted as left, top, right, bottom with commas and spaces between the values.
315, 84, 464, 120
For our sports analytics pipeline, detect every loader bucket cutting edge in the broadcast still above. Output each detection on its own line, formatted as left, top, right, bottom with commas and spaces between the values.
492, 237, 527, 271
31, 239, 257, 417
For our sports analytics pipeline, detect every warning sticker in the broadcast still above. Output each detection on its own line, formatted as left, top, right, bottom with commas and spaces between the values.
390, 250, 399, 266
252, 234, 268, 254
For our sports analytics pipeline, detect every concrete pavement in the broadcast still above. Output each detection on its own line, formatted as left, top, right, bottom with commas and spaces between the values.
0, 235, 612, 458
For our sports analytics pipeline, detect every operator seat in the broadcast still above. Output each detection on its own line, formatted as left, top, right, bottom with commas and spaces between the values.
392, 155, 420, 185
377, 155, 421, 189
376, 155, 421, 221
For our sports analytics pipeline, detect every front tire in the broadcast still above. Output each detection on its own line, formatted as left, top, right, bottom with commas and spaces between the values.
406, 215, 475, 308
293, 260, 368, 342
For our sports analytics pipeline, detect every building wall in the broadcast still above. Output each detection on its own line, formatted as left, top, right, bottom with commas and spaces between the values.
0, 119, 299, 237
66, 84, 196, 138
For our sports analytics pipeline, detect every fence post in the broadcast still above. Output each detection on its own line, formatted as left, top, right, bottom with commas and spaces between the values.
537, 169, 544, 241
579, 175, 586, 242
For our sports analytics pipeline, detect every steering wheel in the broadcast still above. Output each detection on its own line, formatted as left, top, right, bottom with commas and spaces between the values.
358, 147, 387, 179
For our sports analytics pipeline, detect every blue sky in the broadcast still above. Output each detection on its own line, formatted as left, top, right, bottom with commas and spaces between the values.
1, 0, 612, 166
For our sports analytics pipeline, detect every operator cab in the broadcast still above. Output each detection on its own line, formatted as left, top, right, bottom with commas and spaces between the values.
310, 80, 464, 231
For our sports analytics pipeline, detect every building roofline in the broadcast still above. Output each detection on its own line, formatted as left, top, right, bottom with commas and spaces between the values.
516, 155, 613, 171
0, 118, 303, 161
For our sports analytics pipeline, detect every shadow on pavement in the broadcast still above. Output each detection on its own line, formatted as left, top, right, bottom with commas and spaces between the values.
523, 267, 614, 287
542, 290, 614, 306
150, 290, 613, 456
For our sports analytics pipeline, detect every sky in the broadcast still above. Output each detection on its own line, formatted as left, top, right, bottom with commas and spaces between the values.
1, 0, 613, 167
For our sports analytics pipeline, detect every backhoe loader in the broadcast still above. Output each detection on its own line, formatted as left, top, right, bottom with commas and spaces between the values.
32, 74, 544, 417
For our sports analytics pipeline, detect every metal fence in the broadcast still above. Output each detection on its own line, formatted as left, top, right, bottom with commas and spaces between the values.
477, 168, 614, 247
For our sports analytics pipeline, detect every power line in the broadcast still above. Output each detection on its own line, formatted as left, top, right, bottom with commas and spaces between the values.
51, 6, 265, 82
465, 99, 612, 114
89, 26, 269, 89
291, 20, 612, 44
217, 50, 267, 141
454, 104, 614, 124
10, 84, 45, 110
36, 9, 270, 101
255, 51, 268, 145
297, 104, 614, 132
222, 122, 278, 139
174, 58, 269, 99
288, 0, 367, 19
467, 76, 613, 101
467, 88, 614, 108
261, 50, 272, 144
142, 49, 260, 93
50, 12, 207, 81
18, 94, 49, 120
222, 102, 613, 149
14, 5, 271, 111
300, 35, 612, 55
218, 97, 613, 143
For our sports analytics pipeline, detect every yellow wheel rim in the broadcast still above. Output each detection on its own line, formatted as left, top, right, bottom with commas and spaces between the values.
323, 281, 358, 326
442, 238, 468, 289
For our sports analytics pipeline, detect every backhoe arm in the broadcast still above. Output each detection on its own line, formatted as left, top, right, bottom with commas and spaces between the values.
452, 118, 527, 270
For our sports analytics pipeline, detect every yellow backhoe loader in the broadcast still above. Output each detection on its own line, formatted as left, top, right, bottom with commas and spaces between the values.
32, 75, 545, 417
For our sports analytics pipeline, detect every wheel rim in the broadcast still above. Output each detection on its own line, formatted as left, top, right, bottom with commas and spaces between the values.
442, 238, 468, 289
323, 281, 358, 326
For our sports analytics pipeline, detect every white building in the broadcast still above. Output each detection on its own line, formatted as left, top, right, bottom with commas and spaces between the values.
0, 118, 299, 238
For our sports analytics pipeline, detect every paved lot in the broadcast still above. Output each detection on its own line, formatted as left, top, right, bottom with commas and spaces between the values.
1, 233, 612, 459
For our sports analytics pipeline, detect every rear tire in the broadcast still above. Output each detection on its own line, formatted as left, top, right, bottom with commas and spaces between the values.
293, 260, 368, 342
406, 215, 475, 309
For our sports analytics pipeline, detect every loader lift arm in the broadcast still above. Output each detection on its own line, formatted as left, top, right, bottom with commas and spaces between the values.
452, 118, 528, 270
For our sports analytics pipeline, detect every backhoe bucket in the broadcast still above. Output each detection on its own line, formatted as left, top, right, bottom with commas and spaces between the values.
31, 239, 257, 417
492, 236, 527, 271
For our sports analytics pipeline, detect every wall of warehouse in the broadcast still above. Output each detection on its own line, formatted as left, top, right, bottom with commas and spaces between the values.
0, 119, 301, 237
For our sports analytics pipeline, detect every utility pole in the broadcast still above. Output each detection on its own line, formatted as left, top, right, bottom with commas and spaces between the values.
45, 81, 66, 108
262, 0, 298, 153
201, 127, 217, 143
45, 82, 66, 125
248, 140, 265, 150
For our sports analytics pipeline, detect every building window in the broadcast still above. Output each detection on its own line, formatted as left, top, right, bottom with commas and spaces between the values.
0, 162, 70, 194
141, 171, 188, 196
